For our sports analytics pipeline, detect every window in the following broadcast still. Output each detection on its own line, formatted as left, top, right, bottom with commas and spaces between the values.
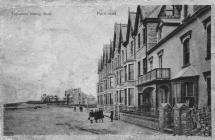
159, 55, 163, 68
173, 82, 182, 105
138, 33, 140, 48
124, 89, 127, 105
143, 28, 146, 44
122, 50, 124, 62
130, 41, 133, 55
105, 94, 108, 105
172, 80, 196, 108
207, 77, 211, 106
138, 61, 141, 76
143, 58, 147, 74
116, 71, 118, 84
120, 69, 123, 84
122, 69, 125, 83
158, 50, 163, 68
180, 30, 192, 67
165, 5, 174, 16
110, 93, 113, 104
128, 88, 134, 106
128, 64, 134, 80
116, 91, 118, 103
183, 39, 190, 66
181, 82, 194, 107
120, 90, 125, 104
206, 25, 211, 59
149, 57, 153, 71
110, 77, 113, 88
124, 66, 127, 81
118, 55, 120, 66
119, 90, 122, 103
106, 80, 108, 89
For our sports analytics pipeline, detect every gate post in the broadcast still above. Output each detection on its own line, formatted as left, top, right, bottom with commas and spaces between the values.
159, 104, 165, 132
173, 103, 188, 135
159, 103, 172, 132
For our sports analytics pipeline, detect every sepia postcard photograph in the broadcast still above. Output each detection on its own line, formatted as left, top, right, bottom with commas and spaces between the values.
0, 0, 214, 139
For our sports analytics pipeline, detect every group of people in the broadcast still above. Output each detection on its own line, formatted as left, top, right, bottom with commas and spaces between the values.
88, 109, 104, 123
88, 109, 114, 124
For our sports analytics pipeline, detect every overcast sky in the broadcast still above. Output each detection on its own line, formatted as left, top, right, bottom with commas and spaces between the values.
0, 0, 143, 103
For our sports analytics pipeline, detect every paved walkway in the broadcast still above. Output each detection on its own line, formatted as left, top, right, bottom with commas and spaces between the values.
4, 105, 162, 135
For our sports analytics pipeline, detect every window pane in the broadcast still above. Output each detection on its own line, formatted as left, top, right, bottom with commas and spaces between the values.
138, 61, 141, 76
129, 88, 134, 106
187, 82, 194, 96
183, 39, 190, 65
129, 64, 134, 80
125, 89, 127, 105
207, 25, 211, 58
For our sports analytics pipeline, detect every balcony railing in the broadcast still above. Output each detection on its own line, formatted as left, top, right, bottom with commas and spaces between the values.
137, 68, 170, 85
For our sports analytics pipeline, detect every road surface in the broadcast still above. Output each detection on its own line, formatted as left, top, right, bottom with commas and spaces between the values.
4, 104, 162, 135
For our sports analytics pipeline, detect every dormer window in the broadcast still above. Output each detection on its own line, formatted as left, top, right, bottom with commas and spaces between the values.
159, 5, 180, 18
165, 5, 174, 16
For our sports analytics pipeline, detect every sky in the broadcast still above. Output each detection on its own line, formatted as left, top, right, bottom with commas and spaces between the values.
0, 0, 142, 103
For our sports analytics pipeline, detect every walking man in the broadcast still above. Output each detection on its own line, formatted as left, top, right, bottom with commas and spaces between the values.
110, 111, 114, 122
89, 110, 94, 124
100, 109, 104, 123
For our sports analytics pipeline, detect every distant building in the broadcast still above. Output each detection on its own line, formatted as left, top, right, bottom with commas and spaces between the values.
64, 88, 95, 106
86, 94, 97, 105
41, 94, 59, 103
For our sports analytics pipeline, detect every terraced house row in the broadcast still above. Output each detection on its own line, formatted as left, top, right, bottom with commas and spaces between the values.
97, 5, 211, 134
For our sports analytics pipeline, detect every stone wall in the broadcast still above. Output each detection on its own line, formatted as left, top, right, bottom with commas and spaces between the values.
159, 103, 211, 136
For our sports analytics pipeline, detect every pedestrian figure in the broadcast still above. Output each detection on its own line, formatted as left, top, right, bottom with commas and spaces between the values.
79, 106, 81, 112
99, 109, 104, 123
89, 110, 94, 124
98, 109, 101, 123
110, 111, 114, 122
74, 106, 76, 112
94, 110, 98, 123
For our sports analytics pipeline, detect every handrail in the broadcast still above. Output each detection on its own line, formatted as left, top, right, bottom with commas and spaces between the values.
137, 68, 170, 85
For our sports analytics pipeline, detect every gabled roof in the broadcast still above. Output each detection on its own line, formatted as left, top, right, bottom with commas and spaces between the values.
140, 5, 156, 19
120, 24, 127, 42
113, 23, 121, 54
103, 44, 110, 65
130, 12, 136, 30
110, 40, 114, 59
114, 23, 121, 45
147, 6, 163, 18
133, 5, 160, 35
124, 11, 136, 46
